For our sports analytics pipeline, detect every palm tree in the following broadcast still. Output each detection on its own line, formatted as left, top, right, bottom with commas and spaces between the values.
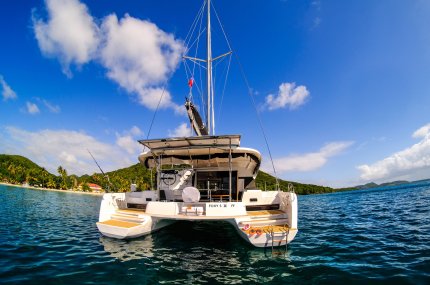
57, 166, 68, 189
40, 168, 48, 188
47, 178, 56, 189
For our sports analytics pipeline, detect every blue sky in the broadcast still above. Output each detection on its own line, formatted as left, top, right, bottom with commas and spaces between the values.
1, 0, 430, 188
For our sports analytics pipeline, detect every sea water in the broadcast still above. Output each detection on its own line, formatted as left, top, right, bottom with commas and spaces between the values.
0, 183, 429, 284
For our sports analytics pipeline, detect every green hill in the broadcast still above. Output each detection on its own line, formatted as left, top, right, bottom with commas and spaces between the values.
0, 154, 58, 187
255, 170, 334, 194
0, 154, 335, 194
83, 163, 154, 192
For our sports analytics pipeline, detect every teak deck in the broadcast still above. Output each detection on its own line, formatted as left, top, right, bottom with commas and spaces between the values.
98, 219, 141, 228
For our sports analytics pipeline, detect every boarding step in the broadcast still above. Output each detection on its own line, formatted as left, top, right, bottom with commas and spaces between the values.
239, 218, 290, 226
97, 219, 148, 239
245, 210, 286, 221
245, 214, 287, 221
97, 219, 141, 229
116, 209, 146, 216
110, 213, 145, 223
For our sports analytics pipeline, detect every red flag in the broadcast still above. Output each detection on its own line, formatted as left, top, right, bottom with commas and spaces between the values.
188, 78, 194, 88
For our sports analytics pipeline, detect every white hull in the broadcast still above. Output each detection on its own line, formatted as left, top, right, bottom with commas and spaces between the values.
97, 190, 298, 248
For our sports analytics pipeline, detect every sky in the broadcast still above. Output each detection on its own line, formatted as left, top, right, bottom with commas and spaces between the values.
1, 0, 430, 188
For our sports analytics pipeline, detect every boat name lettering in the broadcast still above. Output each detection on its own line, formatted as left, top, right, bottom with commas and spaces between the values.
208, 204, 235, 208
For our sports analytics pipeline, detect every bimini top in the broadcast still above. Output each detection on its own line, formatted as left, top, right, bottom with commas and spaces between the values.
138, 135, 241, 151
138, 135, 261, 177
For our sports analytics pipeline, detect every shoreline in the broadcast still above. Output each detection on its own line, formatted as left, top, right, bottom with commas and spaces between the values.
0, 182, 104, 196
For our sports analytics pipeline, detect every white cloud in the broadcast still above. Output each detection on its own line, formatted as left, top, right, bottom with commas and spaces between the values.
100, 14, 184, 110
358, 123, 430, 182
412, 123, 430, 138
32, 0, 185, 111
0, 75, 17, 101
135, 87, 175, 110
116, 135, 141, 155
115, 126, 144, 155
265, 82, 310, 110
168, 123, 192, 137
26, 102, 40, 114
1, 126, 135, 175
129, 126, 143, 136
266, 141, 354, 173
42, 99, 61, 113
33, 0, 99, 76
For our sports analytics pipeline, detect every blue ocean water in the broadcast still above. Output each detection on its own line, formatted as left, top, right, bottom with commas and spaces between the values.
0, 183, 429, 284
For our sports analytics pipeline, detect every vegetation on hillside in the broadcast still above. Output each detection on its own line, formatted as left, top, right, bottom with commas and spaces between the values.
255, 171, 335, 195
0, 154, 155, 192
1, 154, 337, 195
0, 154, 58, 188
86, 164, 155, 192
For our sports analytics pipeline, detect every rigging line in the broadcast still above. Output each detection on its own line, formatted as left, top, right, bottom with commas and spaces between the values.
213, 52, 228, 68
184, 59, 204, 97
183, 60, 193, 101
183, 59, 206, 120
184, 60, 204, 110
234, 53, 280, 190
143, 82, 168, 153
185, 27, 207, 55
217, 53, 232, 121
185, 14, 207, 121
211, 0, 233, 51
184, 0, 206, 48
192, 1, 205, 77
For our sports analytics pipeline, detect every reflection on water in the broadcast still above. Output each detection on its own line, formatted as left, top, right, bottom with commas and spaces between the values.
99, 221, 294, 283
99, 221, 293, 265
100, 236, 155, 261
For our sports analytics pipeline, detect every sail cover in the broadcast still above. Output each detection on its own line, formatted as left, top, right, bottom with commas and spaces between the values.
185, 99, 208, 136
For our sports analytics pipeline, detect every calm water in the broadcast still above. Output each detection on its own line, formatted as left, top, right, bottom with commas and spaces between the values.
0, 184, 429, 284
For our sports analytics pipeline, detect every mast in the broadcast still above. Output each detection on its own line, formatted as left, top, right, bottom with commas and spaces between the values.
206, 0, 214, 135
184, 0, 231, 135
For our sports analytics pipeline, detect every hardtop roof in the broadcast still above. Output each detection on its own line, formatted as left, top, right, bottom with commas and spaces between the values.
138, 135, 241, 151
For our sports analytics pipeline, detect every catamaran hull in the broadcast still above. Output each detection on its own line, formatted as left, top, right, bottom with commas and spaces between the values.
97, 216, 176, 239
96, 191, 298, 247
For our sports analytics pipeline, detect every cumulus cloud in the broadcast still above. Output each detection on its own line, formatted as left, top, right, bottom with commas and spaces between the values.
412, 123, 430, 139
100, 14, 184, 110
0, 126, 136, 175
115, 126, 144, 155
129, 126, 143, 136
32, 0, 184, 111
116, 135, 141, 155
0, 75, 17, 101
33, 0, 99, 76
265, 82, 310, 110
266, 141, 354, 173
168, 123, 192, 137
26, 102, 40, 114
358, 123, 430, 182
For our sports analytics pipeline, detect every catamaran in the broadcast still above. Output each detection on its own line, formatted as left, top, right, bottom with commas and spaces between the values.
96, 0, 298, 248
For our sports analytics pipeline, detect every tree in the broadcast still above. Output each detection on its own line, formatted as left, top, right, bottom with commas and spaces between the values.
81, 183, 91, 192
57, 166, 69, 189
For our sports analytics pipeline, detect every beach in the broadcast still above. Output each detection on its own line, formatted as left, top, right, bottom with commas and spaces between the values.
0, 182, 104, 196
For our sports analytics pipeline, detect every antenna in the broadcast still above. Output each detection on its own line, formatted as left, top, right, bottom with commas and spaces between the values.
87, 149, 110, 192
